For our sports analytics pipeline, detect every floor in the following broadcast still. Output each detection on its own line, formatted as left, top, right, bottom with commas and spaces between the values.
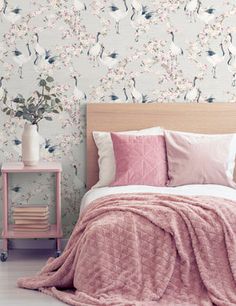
0, 249, 65, 305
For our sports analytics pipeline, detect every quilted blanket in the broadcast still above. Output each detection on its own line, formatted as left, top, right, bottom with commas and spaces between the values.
18, 193, 236, 306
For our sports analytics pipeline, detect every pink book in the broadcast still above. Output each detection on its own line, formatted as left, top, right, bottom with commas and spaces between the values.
13, 224, 50, 229
13, 205, 49, 213
13, 214, 49, 220
14, 219, 49, 225
13, 227, 50, 232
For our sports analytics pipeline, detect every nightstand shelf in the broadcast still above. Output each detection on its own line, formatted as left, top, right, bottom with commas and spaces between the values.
1, 162, 63, 261
2, 224, 63, 239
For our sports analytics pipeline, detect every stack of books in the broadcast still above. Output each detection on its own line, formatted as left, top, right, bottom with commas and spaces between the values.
12, 205, 49, 232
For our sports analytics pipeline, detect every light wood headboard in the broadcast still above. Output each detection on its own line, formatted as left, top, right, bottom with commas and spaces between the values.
86, 103, 236, 189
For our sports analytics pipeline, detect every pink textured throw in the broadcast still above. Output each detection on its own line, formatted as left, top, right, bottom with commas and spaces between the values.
110, 133, 168, 186
18, 193, 236, 305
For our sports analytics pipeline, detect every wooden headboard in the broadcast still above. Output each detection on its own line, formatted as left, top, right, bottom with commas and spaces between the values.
86, 103, 236, 189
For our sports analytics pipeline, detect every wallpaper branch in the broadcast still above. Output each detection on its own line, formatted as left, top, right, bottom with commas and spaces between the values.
0, 0, 236, 236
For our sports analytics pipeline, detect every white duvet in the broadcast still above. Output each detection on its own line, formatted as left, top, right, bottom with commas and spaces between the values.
80, 184, 236, 213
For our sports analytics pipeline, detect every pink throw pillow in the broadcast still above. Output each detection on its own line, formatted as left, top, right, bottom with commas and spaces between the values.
165, 130, 236, 188
110, 133, 168, 187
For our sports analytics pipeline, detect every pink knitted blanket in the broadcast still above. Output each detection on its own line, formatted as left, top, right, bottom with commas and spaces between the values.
18, 193, 236, 305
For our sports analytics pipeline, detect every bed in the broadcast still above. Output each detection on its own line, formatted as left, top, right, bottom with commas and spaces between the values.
18, 103, 236, 306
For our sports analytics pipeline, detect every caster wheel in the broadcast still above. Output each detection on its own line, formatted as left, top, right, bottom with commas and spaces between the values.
55, 251, 61, 258
1, 252, 8, 262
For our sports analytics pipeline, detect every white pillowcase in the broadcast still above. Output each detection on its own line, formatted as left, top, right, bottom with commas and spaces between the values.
93, 127, 163, 188
164, 130, 236, 188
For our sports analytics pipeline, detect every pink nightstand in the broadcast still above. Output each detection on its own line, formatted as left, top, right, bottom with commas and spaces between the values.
1, 162, 63, 261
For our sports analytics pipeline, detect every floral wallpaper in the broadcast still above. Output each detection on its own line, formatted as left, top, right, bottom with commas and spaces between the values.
0, 0, 236, 237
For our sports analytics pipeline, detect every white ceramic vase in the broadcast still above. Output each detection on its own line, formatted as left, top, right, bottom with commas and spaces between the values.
21, 122, 40, 166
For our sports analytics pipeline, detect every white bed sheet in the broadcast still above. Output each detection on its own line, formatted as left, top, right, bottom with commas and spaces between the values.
80, 184, 236, 213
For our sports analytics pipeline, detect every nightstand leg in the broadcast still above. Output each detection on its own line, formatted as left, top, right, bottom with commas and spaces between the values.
56, 171, 62, 257
56, 238, 61, 252
56, 238, 61, 257
3, 238, 8, 252
3, 173, 8, 253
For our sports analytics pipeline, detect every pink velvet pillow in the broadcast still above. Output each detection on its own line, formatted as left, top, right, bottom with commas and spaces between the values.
165, 130, 236, 188
110, 133, 168, 186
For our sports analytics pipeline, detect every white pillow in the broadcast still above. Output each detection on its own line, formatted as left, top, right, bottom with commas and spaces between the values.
166, 130, 236, 180
164, 130, 236, 188
92, 127, 163, 188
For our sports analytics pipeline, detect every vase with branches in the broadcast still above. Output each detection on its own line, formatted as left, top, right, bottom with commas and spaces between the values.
0, 76, 63, 166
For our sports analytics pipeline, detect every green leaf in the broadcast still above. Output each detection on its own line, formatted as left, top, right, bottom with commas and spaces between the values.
44, 116, 53, 121
23, 113, 33, 123
55, 98, 60, 103
46, 76, 54, 82
45, 86, 51, 91
2, 107, 8, 112
22, 106, 28, 112
15, 111, 23, 117
53, 109, 59, 113
35, 91, 41, 97
3, 93, 7, 104
13, 97, 20, 103
59, 105, 63, 111
39, 79, 47, 86
38, 108, 45, 117
28, 104, 36, 112
44, 95, 51, 100
6, 110, 11, 115
38, 107, 45, 113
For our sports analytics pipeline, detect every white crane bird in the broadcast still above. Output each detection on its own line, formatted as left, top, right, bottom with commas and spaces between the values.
184, 0, 199, 21
87, 32, 102, 65
130, 5, 154, 41
206, 43, 225, 79
170, 32, 184, 59
73, 76, 87, 101
34, 33, 45, 57
131, 77, 147, 103
227, 51, 236, 87
109, 0, 128, 34
33, 49, 56, 74
100, 45, 118, 69
13, 43, 32, 78
227, 33, 236, 57
3, 0, 22, 23
197, 1, 215, 24
0, 76, 7, 101
184, 76, 201, 102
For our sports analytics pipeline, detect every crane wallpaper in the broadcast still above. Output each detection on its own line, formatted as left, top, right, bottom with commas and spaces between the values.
0, 0, 236, 237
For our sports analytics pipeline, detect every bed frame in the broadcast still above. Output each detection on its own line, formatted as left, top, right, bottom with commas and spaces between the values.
86, 103, 236, 189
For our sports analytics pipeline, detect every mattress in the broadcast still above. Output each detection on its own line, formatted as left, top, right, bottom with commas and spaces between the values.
80, 184, 236, 213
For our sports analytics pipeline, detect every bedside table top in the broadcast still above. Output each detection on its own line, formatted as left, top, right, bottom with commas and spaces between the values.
1, 162, 62, 173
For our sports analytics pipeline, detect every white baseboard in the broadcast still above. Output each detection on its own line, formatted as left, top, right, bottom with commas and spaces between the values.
0, 238, 68, 250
